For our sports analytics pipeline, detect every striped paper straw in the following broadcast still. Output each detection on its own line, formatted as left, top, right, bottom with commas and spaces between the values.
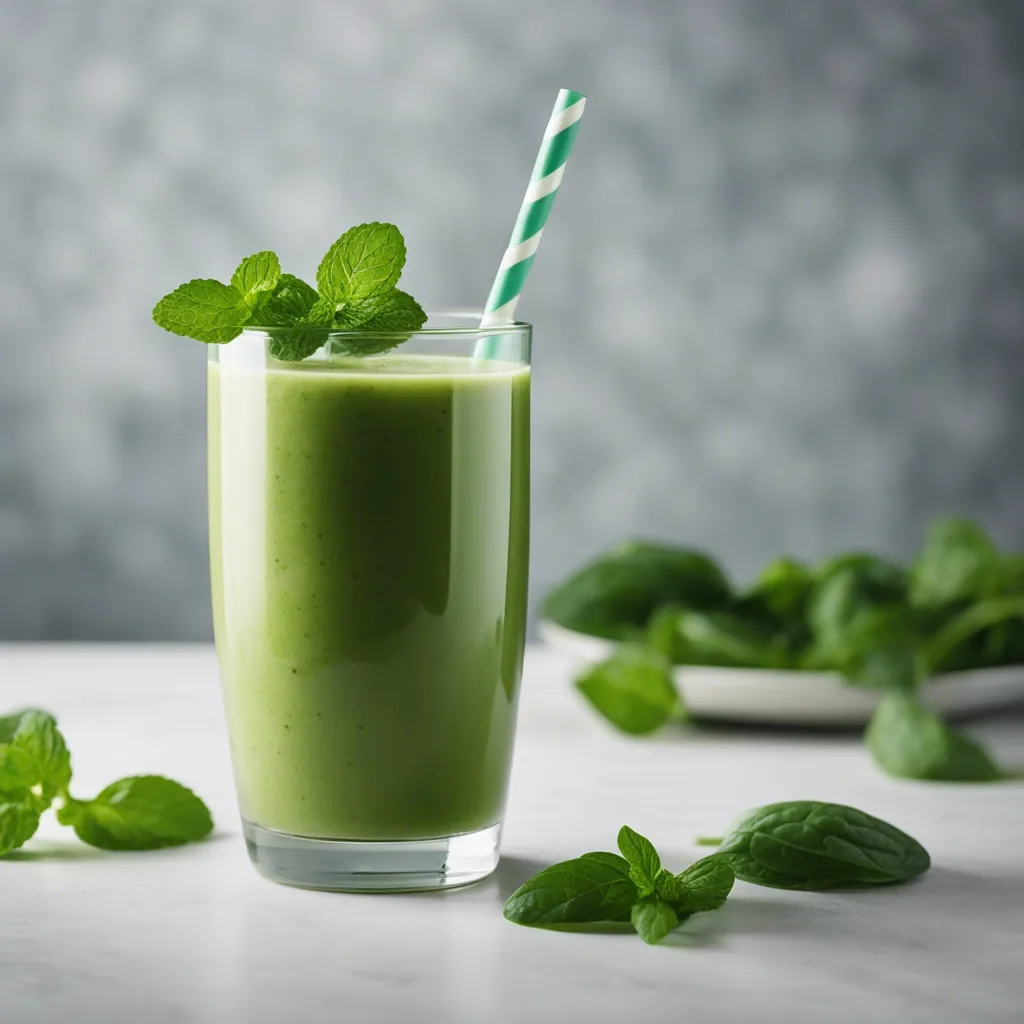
474, 88, 586, 358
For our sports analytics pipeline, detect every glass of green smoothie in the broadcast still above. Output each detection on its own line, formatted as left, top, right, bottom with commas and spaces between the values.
208, 313, 531, 891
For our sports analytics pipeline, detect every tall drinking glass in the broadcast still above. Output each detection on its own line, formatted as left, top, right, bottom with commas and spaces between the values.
208, 313, 531, 890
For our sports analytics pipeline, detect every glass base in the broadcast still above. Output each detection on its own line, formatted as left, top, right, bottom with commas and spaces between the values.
241, 819, 501, 892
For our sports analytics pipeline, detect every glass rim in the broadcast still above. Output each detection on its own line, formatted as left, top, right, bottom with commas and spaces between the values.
242, 309, 531, 339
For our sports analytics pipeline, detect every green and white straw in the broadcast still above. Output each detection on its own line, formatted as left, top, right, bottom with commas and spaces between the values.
475, 88, 586, 357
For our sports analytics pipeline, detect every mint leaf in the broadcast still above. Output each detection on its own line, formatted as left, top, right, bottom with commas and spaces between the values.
231, 251, 281, 310
316, 222, 406, 308
575, 644, 680, 735
152, 279, 250, 344
617, 825, 661, 895
0, 798, 42, 857
60, 775, 213, 851
631, 899, 679, 945
256, 273, 319, 326
267, 297, 334, 363
663, 855, 735, 912
865, 694, 1001, 782
0, 708, 48, 744
329, 289, 427, 358
503, 854, 637, 926
0, 710, 71, 798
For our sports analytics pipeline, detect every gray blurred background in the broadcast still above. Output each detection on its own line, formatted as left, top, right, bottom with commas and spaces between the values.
1, 0, 1023, 640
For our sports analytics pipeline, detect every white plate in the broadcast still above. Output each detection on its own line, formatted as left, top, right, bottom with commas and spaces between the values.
539, 620, 1024, 726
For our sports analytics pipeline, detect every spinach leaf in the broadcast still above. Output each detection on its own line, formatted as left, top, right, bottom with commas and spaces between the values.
909, 517, 1001, 609
712, 801, 931, 889
543, 541, 731, 638
827, 607, 926, 693
807, 556, 907, 655
865, 694, 1002, 782
503, 853, 637, 925
575, 645, 681, 735
742, 557, 814, 622
652, 609, 794, 669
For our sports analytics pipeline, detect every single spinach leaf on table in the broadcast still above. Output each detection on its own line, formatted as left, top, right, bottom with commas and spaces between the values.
865, 694, 1002, 782
542, 541, 732, 638
710, 801, 931, 889
575, 644, 681, 735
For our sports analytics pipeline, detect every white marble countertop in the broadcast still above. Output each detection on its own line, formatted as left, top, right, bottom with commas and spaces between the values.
1, 645, 1022, 1024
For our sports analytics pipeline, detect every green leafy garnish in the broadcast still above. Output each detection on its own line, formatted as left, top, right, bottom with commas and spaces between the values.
707, 801, 931, 890
152, 223, 427, 359
504, 827, 734, 945
575, 644, 681, 735
0, 706, 213, 858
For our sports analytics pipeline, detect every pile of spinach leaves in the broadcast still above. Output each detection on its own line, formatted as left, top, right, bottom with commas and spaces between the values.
543, 519, 1024, 782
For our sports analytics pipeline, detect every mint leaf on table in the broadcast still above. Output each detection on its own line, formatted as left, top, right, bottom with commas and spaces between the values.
709, 801, 931, 890
58, 775, 214, 851
152, 278, 252, 344
231, 250, 281, 310
865, 694, 1002, 782
631, 899, 679, 945
617, 825, 662, 895
0, 709, 72, 799
505, 829, 736, 946
316, 221, 407, 313
503, 852, 637, 926
0, 799, 42, 857
575, 644, 681, 735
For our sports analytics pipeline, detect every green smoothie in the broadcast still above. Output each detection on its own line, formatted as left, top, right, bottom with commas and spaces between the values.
209, 352, 530, 840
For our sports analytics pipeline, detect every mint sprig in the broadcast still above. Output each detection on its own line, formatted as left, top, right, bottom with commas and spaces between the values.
152, 223, 427, 360
504, 826, 734, 946
0, 707, 213, 858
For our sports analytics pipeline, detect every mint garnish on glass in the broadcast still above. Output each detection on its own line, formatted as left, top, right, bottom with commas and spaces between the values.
152, 222, 427, 362
0, 707, 213, 857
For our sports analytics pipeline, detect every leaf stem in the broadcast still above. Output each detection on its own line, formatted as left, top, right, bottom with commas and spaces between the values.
694, 836, 723, 847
